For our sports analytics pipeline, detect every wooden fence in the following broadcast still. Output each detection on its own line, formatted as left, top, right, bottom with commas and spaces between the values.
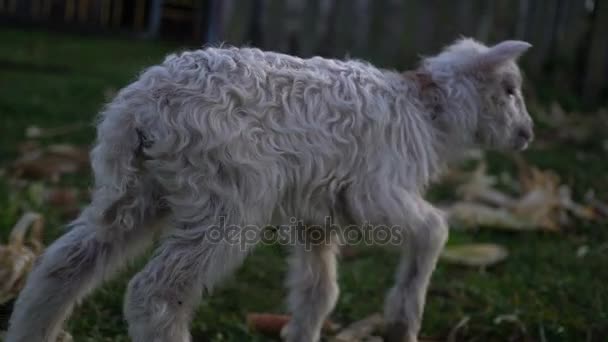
214, 0, 608, 106
0, 0, 204, 39
1, 0, 607, 105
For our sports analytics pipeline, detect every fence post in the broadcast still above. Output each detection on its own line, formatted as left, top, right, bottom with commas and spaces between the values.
583, 0, 608, 106
145, 0, 163, 39
206, 0, 224, 44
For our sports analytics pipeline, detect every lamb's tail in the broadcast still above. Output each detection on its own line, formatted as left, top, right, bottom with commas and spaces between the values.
6, 100, 164, 342
89, 98, 161, 231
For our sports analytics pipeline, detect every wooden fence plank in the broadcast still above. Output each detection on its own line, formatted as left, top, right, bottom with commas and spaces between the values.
259, 0, 286, 51
489, 0, 510, 42
316, 0, 343, 57
583, 0, 608, 105
476, 0, 494, 42
331, 0, 357, 59
515, 0, 530, 39
456, 0, 478, 38
434, 1, 466, 50
294, 0, 321, 57
224, 0, 253, 46
351, 0, 371, 59
411, 0, 436, 56
375, 0, 406, 66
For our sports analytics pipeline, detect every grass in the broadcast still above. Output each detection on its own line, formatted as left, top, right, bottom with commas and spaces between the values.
0, 28, 607, 341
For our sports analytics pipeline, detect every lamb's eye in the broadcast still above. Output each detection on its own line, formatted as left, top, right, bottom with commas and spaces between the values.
505, 87, 516, 96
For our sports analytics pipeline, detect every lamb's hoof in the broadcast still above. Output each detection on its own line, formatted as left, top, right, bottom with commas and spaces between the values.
384, 321, 416, 342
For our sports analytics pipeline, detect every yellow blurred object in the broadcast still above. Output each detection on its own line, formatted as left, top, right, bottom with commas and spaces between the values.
445, 156, 601, 232
441, 243, 509, 268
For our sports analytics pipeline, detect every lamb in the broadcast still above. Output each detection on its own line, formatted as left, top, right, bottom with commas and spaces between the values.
6, 38, 533, 342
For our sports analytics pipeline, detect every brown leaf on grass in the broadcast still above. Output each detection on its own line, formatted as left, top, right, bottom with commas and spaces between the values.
12, 143, 89, 181
583, 190, 608, 220
25, 123, 88, 139
589, 199, 608, 219
0, 214, 73, 341
16, 141, 40, 155
514, 155, 599, 224
445, 155, 600, 231
45, 187, 82, 220
45, 187, 80, 207
558, 186, 597, 220
441, 243, 508, 268
247, 313, 290, 336
455, 162, 516, 207
332, 313, 383, 342
446, 202, 538, 231
0, 212, 44, 304
45, 144, 89, 164
246, 313, 337, 337
514, 154, 559, 194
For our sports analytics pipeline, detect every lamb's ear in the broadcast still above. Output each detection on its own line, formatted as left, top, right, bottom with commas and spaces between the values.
464, 40, 532, 72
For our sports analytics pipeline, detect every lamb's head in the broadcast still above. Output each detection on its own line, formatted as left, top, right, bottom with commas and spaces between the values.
422, 38, 534, 151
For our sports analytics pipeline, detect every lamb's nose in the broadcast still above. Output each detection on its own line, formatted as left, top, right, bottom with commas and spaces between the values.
517, 126, 533, 141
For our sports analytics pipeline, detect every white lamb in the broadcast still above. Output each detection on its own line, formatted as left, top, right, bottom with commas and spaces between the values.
6, 38, 533, 342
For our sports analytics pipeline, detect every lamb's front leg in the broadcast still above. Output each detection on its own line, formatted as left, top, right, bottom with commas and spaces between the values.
345, 183, 448, 342
383, 200, 448, 342
282, 234, 339, 342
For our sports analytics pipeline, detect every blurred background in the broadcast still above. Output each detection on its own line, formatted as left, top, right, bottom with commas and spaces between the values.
1, 0, 607, 105
0, 1, 607, 341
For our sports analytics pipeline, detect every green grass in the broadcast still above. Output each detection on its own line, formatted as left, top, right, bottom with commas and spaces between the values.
1, 28, 607, 341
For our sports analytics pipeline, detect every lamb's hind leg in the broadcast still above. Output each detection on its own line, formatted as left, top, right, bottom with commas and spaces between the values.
283, 231, 339, 342
124, 214, 260, 342
6, 190, 164, 342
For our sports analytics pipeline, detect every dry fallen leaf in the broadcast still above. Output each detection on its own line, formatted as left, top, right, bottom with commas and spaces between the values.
441, 243, 508, 268
12, 143, 89, 181
246, 313, 337, 338
0, 214, 73, 341
455, 162, 515, 207
332, 313, 384, 342
0, 212, 44, 304
443, 154, 601, 232
516, 156, 599, 224
45, 187, 82, 219
247, 313, 290, 336
45, 187, 79, 207
590, 200, 608, 219
25, 123, 87, 139
446, 202, 537, 231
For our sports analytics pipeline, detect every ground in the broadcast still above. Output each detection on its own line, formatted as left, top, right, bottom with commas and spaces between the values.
0, 29, 606, 341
